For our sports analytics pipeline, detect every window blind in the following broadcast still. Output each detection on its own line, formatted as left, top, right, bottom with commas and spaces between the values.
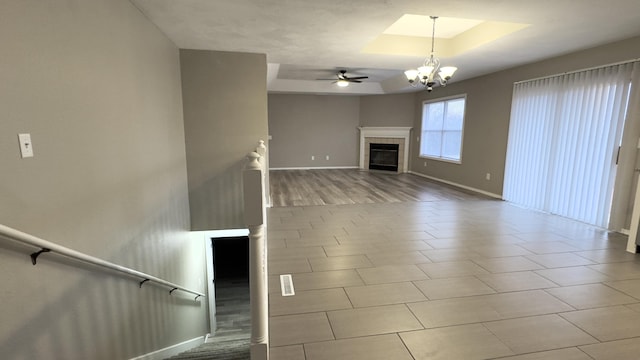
503, 63, 634, 228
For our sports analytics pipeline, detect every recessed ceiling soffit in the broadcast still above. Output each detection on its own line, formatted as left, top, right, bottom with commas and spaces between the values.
362, 15, 530, 57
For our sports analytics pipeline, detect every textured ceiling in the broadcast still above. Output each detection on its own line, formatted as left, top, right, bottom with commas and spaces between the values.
131, 0, 640, 94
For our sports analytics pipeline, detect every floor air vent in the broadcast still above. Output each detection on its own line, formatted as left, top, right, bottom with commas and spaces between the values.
280, 274, 295, 296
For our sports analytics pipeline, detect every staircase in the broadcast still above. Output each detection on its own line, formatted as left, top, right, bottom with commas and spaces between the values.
167, 278, 251, 360
166, 338, 249, 360
169, 143, 269, 360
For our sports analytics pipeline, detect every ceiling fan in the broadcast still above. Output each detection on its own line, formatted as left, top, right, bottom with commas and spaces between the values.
317, 70, 368, 87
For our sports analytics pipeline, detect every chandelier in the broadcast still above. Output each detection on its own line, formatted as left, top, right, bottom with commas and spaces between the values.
404, 16, 457, 92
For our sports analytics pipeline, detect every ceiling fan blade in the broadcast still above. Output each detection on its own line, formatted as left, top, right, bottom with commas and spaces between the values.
316, 70, 368, 84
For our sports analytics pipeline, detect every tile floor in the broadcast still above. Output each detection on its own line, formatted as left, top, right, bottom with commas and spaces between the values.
266, 199, 640, 359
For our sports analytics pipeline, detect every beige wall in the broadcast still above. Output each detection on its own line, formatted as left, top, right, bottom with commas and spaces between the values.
268, 94, 360, 168
411, 35, 640, 196
0, 1, 208, 359
181, 50, 269, 230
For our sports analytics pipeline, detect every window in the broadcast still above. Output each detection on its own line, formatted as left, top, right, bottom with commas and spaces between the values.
420, 96, 466, 162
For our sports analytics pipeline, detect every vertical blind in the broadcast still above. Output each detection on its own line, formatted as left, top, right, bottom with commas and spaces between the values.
503, 62, 634, 228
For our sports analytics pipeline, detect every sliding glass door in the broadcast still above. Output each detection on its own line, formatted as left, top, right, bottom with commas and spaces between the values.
504, 62, 636, 228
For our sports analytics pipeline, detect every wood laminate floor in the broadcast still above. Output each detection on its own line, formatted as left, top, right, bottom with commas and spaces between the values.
167, 279, 250, 359
213, 278, 250, 342
270, 169, 488, 207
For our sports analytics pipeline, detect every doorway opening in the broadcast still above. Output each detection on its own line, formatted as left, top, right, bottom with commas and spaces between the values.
211, 236, 251, 341
213, 236, 249, 282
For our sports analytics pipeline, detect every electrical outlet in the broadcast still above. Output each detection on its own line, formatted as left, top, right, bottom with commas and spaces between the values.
18, 133, 34, 158
424, 161, 427, 167
486, 173, 491, 180
326, 155, 330, 160
311, 155, 315, 160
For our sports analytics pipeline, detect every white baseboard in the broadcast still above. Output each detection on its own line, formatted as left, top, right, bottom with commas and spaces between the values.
270, 166, 359, 170
129, 334, 208, 360
409, 171, 502, 199
251, 342, 269, 360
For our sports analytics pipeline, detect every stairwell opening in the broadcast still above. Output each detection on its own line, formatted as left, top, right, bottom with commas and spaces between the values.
211, 236, 251, 342
213, 236, 249, 282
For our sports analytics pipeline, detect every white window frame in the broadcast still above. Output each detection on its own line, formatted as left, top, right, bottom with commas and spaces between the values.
419, 94, 466, 164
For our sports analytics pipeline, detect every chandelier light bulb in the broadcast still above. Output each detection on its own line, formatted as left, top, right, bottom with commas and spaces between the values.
418, 65, 435, 77
404, 69, 419, 82
439, 66, 458, 80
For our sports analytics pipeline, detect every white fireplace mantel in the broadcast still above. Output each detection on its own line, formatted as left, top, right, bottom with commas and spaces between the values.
358, 127, 412, 173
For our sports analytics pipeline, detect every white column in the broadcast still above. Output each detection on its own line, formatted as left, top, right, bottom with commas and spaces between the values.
256, 140, 271, 207
243, 152, 269, 360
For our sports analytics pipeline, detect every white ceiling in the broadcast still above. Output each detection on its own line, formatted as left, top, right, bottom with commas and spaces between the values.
131, 0, 640, 95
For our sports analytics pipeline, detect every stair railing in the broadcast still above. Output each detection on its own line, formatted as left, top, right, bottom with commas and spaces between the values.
0, 224, 205, 299
243, 141, 269, 360
256, 140, 270, 207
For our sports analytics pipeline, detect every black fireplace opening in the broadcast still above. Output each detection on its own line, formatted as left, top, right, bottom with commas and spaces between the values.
369, 143, 399, 172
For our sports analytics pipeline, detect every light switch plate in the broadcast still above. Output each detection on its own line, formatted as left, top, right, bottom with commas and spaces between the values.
18, 133, 34, 158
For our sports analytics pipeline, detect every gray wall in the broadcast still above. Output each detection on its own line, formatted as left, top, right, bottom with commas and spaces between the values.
268, 93, 415, 168
359, 93, 416, 127
181, 50, 269, 230
0, 1, 207, 359
268, 94, 360, 168
411, 35, 640, 196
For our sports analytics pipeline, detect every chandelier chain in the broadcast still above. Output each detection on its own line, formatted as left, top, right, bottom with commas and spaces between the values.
404, 15, 457, 92
430, 16, 437, 55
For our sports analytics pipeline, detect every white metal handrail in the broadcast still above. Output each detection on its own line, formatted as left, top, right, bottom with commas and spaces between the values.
0, 223, 205, 299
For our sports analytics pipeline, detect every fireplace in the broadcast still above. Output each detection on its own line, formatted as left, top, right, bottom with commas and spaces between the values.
369, 143, 399, 172
358, 127, 412, 173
